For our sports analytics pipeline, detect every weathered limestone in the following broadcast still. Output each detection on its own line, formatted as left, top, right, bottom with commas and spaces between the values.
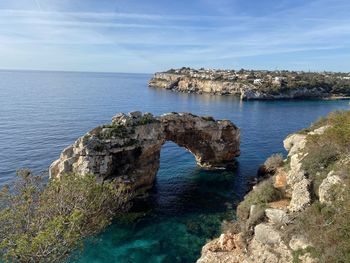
284, 126, 330, 212
283, 134, 307, 157
254, 223, 281, 245
149, 69, 334, 100
197, 233, 245, 263
197, 125, 334, 263
319, 171, 345, 205
149, 73, 242, 96
265, 208, 289, 225
49, 112, 240, 193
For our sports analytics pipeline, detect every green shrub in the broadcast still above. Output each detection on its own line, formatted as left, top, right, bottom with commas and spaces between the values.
201, 116, 215, 122
101, 123, 129, 138
0, 170, 131, 262
237, 179, 283, 220
134, 115, 158, 126
301, 141, 339, 195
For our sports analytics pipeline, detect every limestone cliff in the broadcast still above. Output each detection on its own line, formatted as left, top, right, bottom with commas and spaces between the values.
50, 112, 240, 194
149, 68, 350, 100
197, 116, 350, 263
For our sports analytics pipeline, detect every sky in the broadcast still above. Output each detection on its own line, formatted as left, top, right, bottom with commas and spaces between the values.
0, 0, 350, 73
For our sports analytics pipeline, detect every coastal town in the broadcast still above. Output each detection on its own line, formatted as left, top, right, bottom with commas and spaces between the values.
167, 67, 350, 85
149, 67, 350, 100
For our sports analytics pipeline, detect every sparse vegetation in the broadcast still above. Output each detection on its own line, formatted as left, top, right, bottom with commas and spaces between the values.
201, 116, 215, 122
237, 179, 283, 220
134, 115, 158, 126
264, 153, 284, 173
101, 123, 129, 139
286, 109, 350, 262
0, 170, 131, 262
302, 110, 350, 193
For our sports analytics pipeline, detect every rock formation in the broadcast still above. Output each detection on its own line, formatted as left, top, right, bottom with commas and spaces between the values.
197, 124, 334, 263
50, 112, 240, 194
149, 68, 350, 100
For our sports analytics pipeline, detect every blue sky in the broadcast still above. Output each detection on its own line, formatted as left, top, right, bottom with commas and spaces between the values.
0, 0, 349, 73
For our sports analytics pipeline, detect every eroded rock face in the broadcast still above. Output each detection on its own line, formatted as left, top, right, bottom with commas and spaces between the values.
49, 112, 240, 193
197, 126, 333, 263
149, 70, 331, 100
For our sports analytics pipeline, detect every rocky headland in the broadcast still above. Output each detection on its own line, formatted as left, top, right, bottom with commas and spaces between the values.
50, 112, 240, 195
197, 110, 350, 263
149, 68, 350, 100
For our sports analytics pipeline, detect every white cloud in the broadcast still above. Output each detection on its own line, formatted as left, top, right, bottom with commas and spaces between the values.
0, 0, 349, 72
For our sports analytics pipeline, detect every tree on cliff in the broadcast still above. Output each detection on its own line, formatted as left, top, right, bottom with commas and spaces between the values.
0, 170, 131, 262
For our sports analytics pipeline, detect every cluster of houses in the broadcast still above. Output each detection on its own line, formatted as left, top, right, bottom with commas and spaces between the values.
167, 67, 350, 87
168, 67, 289, 86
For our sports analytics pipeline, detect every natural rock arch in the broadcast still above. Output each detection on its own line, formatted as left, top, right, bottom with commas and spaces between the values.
50, 112, 240, 193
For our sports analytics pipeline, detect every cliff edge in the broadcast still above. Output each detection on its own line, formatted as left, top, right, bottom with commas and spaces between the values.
198, 110, 350, 263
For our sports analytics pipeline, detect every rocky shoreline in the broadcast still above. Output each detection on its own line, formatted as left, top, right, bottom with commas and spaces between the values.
197, 116, 349, 263
149, 68, 350, 100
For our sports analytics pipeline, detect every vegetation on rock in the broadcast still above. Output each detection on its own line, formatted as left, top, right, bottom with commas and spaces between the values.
200, 110, 350, 263
286, 110, 350, 262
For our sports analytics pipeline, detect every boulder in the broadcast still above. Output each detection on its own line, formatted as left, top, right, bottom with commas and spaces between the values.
319, 171, 345, 205
265, 208, 289, 225
254, 223, 281, 245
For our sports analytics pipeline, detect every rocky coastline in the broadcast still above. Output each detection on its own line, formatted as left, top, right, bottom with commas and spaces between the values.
197, 113, 350, 263
149, 68, 350, 100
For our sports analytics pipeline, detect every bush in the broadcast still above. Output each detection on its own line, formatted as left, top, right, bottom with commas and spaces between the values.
237, 179, 283, 220
101, 123, 129, 139
264, 153, 284, 173
0, 170, 131, 262
301, 141, 339, 195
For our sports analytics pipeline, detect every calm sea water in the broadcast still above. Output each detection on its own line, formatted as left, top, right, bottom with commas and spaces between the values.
0, 70, 349, 262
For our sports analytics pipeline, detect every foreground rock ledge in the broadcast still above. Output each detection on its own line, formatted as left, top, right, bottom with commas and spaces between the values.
50, 112, 240, 193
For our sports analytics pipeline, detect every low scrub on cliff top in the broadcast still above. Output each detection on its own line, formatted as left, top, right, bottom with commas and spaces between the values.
0, 170, 131, 263
291, 110, 350, 262
287, 185, 350, 263
302, 110, 350, 194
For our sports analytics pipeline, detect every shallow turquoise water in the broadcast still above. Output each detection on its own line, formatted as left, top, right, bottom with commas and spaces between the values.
0, 70, 349, 262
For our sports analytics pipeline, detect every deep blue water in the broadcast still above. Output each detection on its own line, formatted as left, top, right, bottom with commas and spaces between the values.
0, 70, 349, 262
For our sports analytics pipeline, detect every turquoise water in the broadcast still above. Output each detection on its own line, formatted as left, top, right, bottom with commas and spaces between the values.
0, 70, 349, 262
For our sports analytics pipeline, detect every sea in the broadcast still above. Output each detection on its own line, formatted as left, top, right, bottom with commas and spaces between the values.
0, 70, 349, 262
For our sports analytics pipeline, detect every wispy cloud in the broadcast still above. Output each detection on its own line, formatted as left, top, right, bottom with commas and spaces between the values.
0, 0, 349, 72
